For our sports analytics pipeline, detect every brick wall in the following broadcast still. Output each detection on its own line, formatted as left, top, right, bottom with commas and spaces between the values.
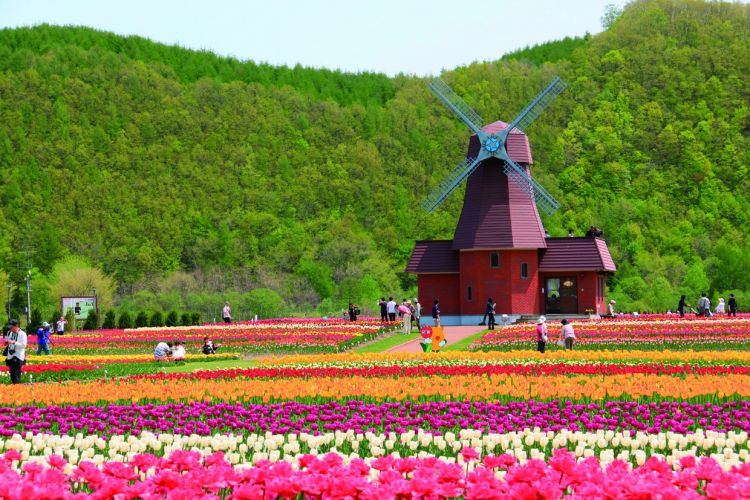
417, 274, 460, 315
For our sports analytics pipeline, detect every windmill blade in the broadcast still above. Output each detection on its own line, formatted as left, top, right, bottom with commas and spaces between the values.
503, 158, 560, 216
506, 77, 567, 134
422, 156, 484, 212
429, 78, 485, 136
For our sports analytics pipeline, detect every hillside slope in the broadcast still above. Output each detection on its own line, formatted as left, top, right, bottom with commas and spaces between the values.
0, 0, 749, 314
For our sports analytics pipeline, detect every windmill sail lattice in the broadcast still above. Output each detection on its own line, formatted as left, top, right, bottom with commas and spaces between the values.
424, 76, 566, 216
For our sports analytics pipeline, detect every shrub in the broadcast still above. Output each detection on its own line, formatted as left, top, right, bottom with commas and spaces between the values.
165, 310, 178, 327
149, 310, 164, 327
29, 308, 42, 333
180, 312, 191, 326
82, 311, 99, 330
101, 310, 116, 329
118, 311, 133, 329
190, 312, 201, 325
134, 311, 149, 328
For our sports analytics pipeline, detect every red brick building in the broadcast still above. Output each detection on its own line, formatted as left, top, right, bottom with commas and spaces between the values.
407, 121, 616, 325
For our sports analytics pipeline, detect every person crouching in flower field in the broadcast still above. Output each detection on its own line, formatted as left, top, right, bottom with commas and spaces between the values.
536, 316, 548, 353
171, 341, 186, 361
154, 341, 172, 360
561, 319, 575, 350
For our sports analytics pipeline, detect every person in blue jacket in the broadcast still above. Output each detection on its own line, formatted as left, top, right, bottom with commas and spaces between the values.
35, 321, 52, 355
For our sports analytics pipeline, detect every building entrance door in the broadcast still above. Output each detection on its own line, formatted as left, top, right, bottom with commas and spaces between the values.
545, 277, 578, 314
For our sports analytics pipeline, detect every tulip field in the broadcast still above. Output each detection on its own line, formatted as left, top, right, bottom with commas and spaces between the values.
3, 316, 750, 497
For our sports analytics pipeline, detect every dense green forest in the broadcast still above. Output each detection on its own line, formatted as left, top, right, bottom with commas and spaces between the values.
1, 0, 749, 320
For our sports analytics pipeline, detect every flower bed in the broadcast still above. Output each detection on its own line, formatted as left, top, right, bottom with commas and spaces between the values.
30, 318, 388, 355
0, 448, 748, 498
471, 317, 750, 350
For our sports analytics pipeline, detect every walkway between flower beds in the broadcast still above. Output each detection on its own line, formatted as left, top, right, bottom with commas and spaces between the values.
386, 326, 485, 353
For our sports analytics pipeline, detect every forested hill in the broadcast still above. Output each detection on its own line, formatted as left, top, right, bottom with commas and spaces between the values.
1, 0, 749, 315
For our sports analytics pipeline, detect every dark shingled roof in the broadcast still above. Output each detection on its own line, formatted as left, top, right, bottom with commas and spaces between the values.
451, 158, 547, 250
539, 237, 617, 272
406, 240, 459, 273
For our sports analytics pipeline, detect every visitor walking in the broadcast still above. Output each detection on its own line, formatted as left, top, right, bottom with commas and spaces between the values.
608, 300, 616, 317
348, 303, 359, 321
378, 298, 388, 322
4, 319, 27, 384
716, 298, 726, 315
35, 321, 52, 355
677, 295, 687, 318
413, 298, 422, 329
729, 294, 738, 317
432, 299, 441, 326
536, 316, 548, 353
697, 293, 711, 317
222, 302, 231, 323
561, 319, 575, 350
386, 297, 397, 322
55, 316, 66, 336
400, 301, 412, 334
486, 298, 496, 330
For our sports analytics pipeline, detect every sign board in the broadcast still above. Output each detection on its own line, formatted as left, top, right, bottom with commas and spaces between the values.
61, 296, 97, 320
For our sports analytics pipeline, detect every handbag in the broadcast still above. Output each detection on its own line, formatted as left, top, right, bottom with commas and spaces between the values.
557, 339, 566, 347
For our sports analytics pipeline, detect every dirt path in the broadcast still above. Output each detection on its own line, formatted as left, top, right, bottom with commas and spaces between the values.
386, 326, 486, 353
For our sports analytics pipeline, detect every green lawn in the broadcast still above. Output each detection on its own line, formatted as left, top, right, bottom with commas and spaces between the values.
442, 330, 486, 351
353, 332, 418, 353
162, 359, 257, 373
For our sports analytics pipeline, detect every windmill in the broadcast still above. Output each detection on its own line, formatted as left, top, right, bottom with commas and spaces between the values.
422, 76, 566, 215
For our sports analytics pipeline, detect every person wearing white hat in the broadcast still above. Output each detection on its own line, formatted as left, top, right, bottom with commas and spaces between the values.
35, 321, 52, 355
536, 316, 548, 353
608, 300, 616, 317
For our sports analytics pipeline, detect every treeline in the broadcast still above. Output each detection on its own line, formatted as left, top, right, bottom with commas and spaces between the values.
1, 0, 750, 316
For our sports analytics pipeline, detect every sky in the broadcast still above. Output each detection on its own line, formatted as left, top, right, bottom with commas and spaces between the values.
0, 0, 630, 76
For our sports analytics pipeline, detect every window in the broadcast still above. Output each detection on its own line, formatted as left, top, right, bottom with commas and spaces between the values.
466, 286, 473, 302
490, 253, 499, 268
521, 263, 529, 279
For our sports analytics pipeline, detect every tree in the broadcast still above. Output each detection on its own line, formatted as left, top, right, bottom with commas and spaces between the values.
149, 310, 164, 327
600, 4, 622, 29
82, 311, 99, 330
165, 310, 178, 327
180, 312, 191, 326
28, 308, 42, 333
134, 311, 149, 328
118, 311, 133, 329
101, 310, 116, 329
47, 256, 116, 311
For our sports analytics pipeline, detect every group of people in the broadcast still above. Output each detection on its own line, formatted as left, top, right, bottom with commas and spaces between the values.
154, 337, 220, 360
378, 297, 424, 333
677, 293, 738, 317
535, 316, 575, 353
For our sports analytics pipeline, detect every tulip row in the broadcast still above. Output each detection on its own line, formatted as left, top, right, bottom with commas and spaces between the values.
2, 399, 750, 437
125, 362, 750, 382
0, 447, 747, 499
33, 318, 389, 355
4, 427, 750, 471
259, 348, 750, 367
23, 353, 240, 365
5, 372, 750, 405
471, 317, 750, 350
0, 364, 96, 374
